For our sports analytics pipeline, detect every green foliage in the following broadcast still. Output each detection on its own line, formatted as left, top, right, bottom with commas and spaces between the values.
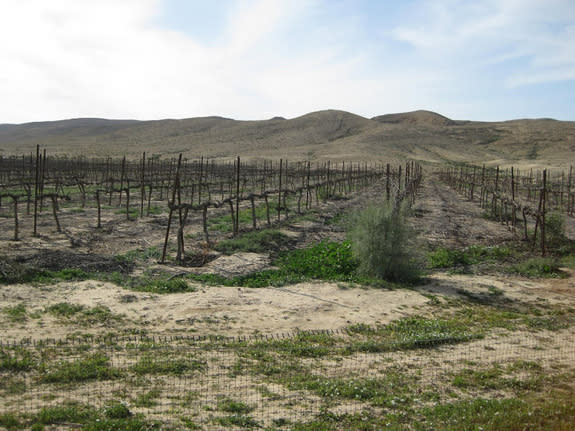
217, 398, 253, 414
346, 317, 482, 352
348, 201, 420, 282
129, 277, 196, 294
545, 211, 572, 253
45, 303, 123, 325
0, 413, 21, 430
132, 355, 206, 375
115, 247, 162, 264
215, 229, 289, 254
427, 245, 512, 269
133, 390, 161, 408
2, 303, 27, 322
296, 373, 415, 408
103, 401, 132, 419
0, 347, 36, 372
36, 403, 98, 425
40, 353, 121, 383
277, 240, 358, 280
510, 257, 564, 278
213, 414, 260, 428
45, 302, 85, 317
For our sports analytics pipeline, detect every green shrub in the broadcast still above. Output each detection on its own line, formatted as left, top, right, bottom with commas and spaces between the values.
348, 201, 420, 282
510, 257, 564, 278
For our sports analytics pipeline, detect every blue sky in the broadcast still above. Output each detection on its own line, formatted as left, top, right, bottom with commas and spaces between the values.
1, 0, 574, 123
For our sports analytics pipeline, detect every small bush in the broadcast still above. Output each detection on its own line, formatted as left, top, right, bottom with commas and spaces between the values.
348, 201, 420, 282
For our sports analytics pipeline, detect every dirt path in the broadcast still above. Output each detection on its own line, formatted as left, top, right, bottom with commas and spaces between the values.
412, 172, 517, 249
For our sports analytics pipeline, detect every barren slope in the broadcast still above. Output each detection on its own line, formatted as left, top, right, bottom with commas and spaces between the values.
1, 110, 574, 168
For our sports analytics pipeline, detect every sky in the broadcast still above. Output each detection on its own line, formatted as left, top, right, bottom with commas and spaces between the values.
1, 0, 574, 124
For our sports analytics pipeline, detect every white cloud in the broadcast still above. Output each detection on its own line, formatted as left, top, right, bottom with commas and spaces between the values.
0, 0, 573, 124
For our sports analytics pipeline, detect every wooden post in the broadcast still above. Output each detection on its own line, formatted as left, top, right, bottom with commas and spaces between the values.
119, 156, 126, 205
12, 196, 19, 241
140, 152, 146, 218
277, 159, 283, 221
49, 195, 61, 233
33, 145, 40, 236
235, 156, 240, 236
161, 154, 182, 263
541, 169, 547, 256
202, 205, 210, 245
96, 190, 102, 228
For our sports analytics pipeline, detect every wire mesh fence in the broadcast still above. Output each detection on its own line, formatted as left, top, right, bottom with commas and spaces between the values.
1, 329, 573, 429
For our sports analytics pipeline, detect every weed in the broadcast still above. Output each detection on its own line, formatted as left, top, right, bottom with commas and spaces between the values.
2, 303, 27, 322
134, 389, 161, 408
0, 347, 36, 372
510, 257, 565, 278
215, 229, 290, 254
45, 302, 85, 317
213, 414, 260, 428
277, 240, 358, 281
428, 245, 512, 269
35, 402, 98, 425
103, 401, 132, 419
217, 398, 253, 414
132, 355, 206, 375
129, 277, 196, 294
46, 303, 123, 326
40, 353, 121, 383
0, 413, 21, 430
0, 376, 26, 394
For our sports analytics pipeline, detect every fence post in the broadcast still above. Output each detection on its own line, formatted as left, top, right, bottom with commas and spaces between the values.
161, 154, 182, 263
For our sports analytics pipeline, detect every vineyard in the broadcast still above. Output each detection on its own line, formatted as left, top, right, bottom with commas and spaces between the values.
440, 163, 575, 255
1, 149, 575, 430
0, 148, 420, 261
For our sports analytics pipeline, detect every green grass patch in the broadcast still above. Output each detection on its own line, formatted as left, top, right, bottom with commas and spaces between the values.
45, 303, 123, 326
217, 398, 253, 414
132, 355, 206, 376
2, 303, 27, 323
510, 257, 566, 278
346, 317, 482, 352
114, 247, 162, 264
428, 245, 513, 269
187, 240, 388, 288
0, 347, 36, 372
129, 277, 196, 294
133, 389, 161, 408
215, 229, 290, 254
40, 353, 121, 383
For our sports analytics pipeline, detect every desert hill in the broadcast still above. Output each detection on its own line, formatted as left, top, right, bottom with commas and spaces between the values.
372, 110, 455, 126
1, 110, 574, 168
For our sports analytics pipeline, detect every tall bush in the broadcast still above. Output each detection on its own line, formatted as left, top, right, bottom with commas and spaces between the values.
348, 201, 420, 283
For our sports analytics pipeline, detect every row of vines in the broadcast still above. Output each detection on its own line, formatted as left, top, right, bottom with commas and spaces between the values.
0, 147, 420, 263
439, 164, 574, 255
